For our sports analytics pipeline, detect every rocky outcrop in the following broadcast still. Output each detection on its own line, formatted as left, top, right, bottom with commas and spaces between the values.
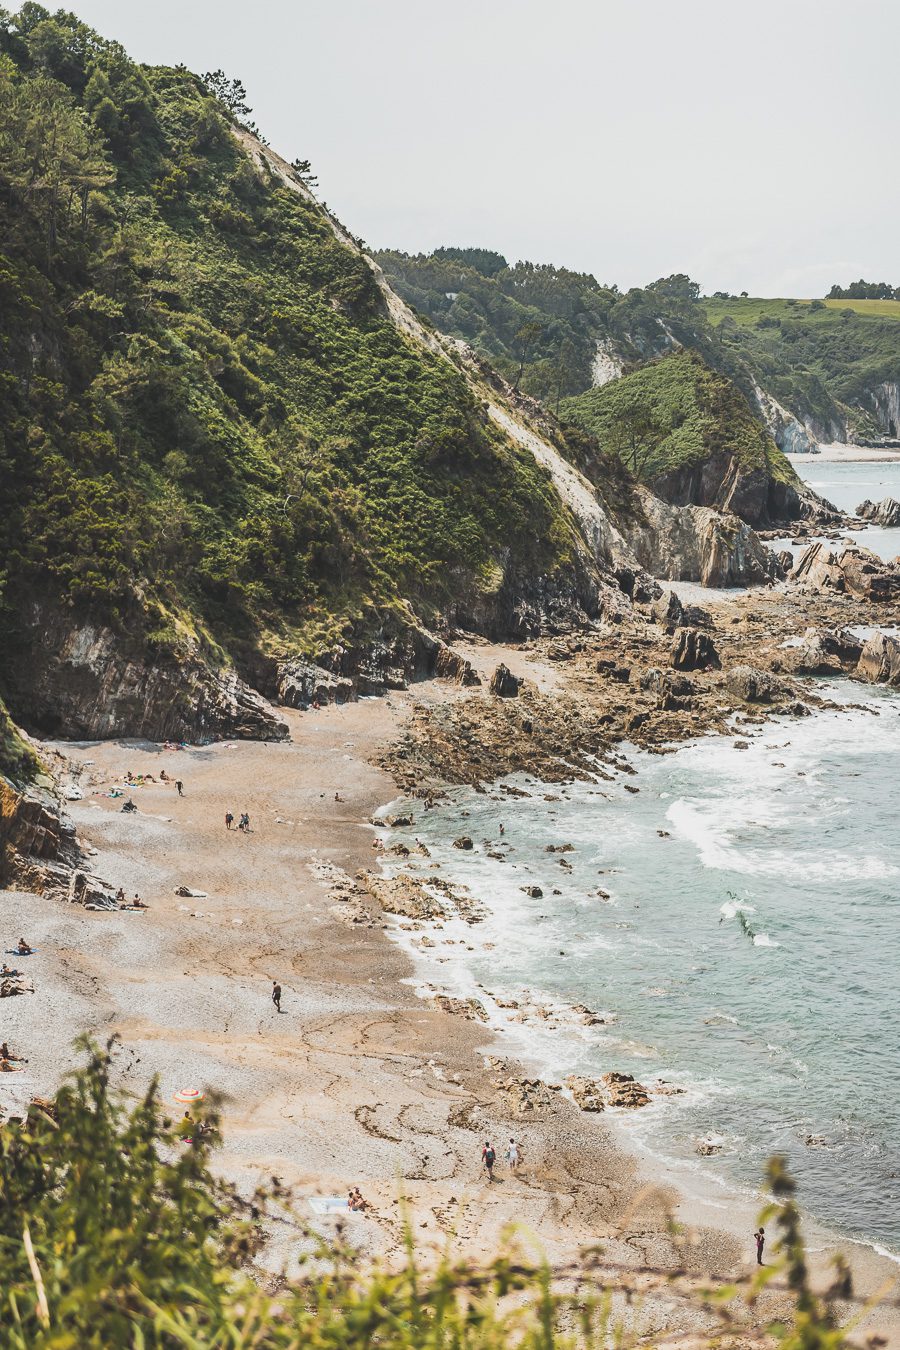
277, 659, 354, 708
489, 664, 523, 698
360, 871, 447, 920
564, 1075, 605, 1111
8, 601, 288, 743
792, 543, 900, 602
857, 497, 900, 527
650, 589, 685, 630
776, 628, 862, 676
601, 1072, 650, 1108
671, 628, 719, 671
435, 646, 481, 686
625, 489, 781, 587
856, 634, 900, 686
725, 665, 793, 703
651, 451, 829, 527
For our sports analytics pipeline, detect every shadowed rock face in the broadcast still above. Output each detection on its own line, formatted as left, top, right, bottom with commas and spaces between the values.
6, 601, 288, 743
857, 497, 900, 527
650, 452, 828, 527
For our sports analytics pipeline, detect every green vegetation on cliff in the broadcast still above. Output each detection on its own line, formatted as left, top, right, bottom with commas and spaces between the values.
0, 6, 577, 701
0, 1040, 858, 1348
379, 250, 900, 446
0, 695, 40, 783
560, 350, 793, 486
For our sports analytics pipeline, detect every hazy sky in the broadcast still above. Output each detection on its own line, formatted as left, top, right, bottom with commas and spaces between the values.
68, 0, 897, 296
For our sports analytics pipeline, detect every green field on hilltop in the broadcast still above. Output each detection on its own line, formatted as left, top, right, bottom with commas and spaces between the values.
703, 296, 900, 326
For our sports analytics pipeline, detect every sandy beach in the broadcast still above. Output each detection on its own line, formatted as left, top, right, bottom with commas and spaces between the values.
790, 444, 900, 464
3, 659, 900, 1341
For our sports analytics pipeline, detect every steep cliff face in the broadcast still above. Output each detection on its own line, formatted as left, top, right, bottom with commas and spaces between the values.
5, 599, 289, 743
872, 381, 900, 438
0, 11, 639, 743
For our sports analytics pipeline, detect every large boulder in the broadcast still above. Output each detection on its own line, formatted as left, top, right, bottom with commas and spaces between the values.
856, 634, 900, 686
489, 663, 523, 698
857, 497, 900, 527
777, 628, 863, 676
650, 589, 684, 631
670, 627, 719, 671
601, 1072, 650, 1108
725, 664, 791, 703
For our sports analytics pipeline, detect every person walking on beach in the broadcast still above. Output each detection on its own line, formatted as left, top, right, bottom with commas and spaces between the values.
754, 1227, 765, 1265
176, 780, 184, 796
505, 1137, 519, 1172
225, 812, 234, 830
272, 981, 282, 1012
482, 1141, 496, 1182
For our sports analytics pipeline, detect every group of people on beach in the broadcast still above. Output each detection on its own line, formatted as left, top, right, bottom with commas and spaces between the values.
0, 940, 36, 1007
482, 1138, 520, 1181
114, 889, 149, 910
225, 812, 251, 832
0, 1041, 27, 1072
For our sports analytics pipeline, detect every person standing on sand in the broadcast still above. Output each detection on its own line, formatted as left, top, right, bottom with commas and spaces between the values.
176, 780, 184, 796
225, 812, 234, 830
482, 1141, 496, 1181
754, 1227, 765, 1265
506, 1138, 519, 1171
272, 981, 282, 1012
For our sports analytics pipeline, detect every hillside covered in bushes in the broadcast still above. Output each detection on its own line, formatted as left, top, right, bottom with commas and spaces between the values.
0, 6, 603, 737
378, 249, 900, 449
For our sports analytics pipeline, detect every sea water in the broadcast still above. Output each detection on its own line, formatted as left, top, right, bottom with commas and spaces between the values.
779, 455, 900, 561
380, 682, 900, 1254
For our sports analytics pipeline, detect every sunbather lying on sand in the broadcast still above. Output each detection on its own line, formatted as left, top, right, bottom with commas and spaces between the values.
0, 1043, 26, 1062
0, 964, 20, 977
17, 939, 33, 955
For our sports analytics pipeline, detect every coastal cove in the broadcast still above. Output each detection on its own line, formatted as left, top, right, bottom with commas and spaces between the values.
377, 682, 900, 1258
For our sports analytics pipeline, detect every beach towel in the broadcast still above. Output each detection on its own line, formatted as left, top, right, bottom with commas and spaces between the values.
307, 1196, 351, 1215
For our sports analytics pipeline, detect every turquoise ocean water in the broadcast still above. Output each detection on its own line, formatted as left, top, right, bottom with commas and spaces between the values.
380, 684, 900, 1256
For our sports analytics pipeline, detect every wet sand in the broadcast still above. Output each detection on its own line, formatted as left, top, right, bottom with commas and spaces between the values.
2, 678, 899, 1340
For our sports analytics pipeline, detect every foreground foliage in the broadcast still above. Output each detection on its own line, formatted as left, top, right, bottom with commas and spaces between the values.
0, 1041, 873, 1348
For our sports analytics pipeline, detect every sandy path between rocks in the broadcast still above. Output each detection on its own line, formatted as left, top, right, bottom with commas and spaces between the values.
2, 689, 898, 1339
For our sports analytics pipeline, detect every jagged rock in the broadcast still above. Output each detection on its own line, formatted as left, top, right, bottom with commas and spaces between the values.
434, 646, 481, 686
670, 627, 719, 671
453, 836, 474, 850
433, 995, 488, 1022
650, 589, 684, 630
792, 542, 900, 602
625, 489, 782, 587
520, 884, 543, 897
489, 663, 523, 698
499, 1076, 555, 1113
7, 603, 289, 742
381, 812, 414, 828
0, 777, 81, 897
277, 659, 354, 708
857, 634, 900, 686
725, 664, 791, 703
564, 1075, 606, 1111
857, 497, 900, 527
695, 1139, 723, 1156
778, 628, 862, 676
361, 872, 447, 920
601, 1072, 650, 1108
